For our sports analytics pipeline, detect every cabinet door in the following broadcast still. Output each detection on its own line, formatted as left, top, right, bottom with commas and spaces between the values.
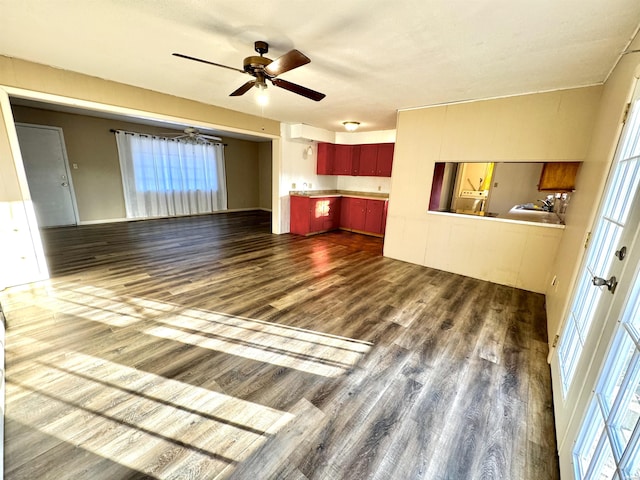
381, 200, 388, 234
317, 143, 335, 175
340, 196, 351, 228
310, 197, 341, 232
358, 145, 378, 176
334, 145, 352, 175
376, 143, 394, 177
350, 198, 368, 231
365, 199, 385, 234
290, 196, 311, 235
310, 197, 329, 232
538, 162, 581, 191
328, 197, 342, 229
351, 146, 361, 175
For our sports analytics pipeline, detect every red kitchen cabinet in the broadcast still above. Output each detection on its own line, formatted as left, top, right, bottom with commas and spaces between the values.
381, 200, 388, 234
340, 196, 352, 228
358, 144, 378, 176
290, 195, 312, 235
350, 145, 361, 175
316, 143, 393, 177
376, 143, 394, 177
317, 143, 335, 175
364, 199, 385, 234
349, 198, 368, 231
292, 195, 388, 238
290, 195, 341, 235
334, 145, 353, 175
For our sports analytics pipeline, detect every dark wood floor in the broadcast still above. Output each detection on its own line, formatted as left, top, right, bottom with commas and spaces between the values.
1, 211, 559, 479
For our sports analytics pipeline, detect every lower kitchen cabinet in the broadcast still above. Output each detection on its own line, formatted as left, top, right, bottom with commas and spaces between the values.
364, 199, 385, 234
290, 195, 341, 235
290, 195, 388, 237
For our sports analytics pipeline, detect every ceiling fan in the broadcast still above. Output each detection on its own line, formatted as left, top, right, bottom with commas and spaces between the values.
164, 127, 222, 144
173, 41, 326, 102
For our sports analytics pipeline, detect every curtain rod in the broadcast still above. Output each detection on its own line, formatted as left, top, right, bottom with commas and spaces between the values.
109, 129, 227, 146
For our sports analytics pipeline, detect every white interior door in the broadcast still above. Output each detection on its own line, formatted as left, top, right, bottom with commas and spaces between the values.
15, 123, 77, 227
551, 81, 640, 477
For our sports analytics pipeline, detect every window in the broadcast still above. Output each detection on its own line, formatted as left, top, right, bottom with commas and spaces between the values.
115, 131, 227, 218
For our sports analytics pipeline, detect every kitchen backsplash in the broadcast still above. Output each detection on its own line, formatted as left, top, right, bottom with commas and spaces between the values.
336, 175, 391, 193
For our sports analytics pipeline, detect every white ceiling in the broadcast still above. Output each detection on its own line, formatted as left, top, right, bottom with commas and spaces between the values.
2, 0, 640, 132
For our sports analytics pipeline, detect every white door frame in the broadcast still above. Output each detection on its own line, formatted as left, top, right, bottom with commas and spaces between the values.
16, 122, 80, 226
550, 72, 640, 477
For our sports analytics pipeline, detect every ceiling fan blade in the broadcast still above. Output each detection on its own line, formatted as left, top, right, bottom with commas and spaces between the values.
264, 49, 310, 77
172, 53, 245, 74
230, 80, 256, 96
271, 78, 326, 101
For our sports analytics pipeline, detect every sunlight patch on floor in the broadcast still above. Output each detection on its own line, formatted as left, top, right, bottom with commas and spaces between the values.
6, 347, 291, 478
36, 283, 372, 378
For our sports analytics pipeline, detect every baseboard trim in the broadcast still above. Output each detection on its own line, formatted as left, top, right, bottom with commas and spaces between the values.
77, 208, 271, 226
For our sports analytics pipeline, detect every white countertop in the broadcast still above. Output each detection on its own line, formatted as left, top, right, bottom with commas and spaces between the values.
429, 209, 565, 229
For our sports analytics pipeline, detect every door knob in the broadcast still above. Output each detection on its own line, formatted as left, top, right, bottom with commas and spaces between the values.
61, 182, 69, 187
592, 275, 617, 293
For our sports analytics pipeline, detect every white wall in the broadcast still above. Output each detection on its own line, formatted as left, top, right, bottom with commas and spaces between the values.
278, 124, 397, 233
487, 162, 544, 215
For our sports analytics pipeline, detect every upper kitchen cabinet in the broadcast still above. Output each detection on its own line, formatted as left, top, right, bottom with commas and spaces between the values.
376, 143, 394, 176
538, 162, 581, 191
316, 142, 394, 177
358, 145, 378, 176
358, 143, 395, 177
335, 144, 360, 175
317, 143, 335, 175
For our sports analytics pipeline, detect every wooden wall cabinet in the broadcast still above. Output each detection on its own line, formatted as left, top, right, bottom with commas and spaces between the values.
538, 162, 581, 191
316, 143, 335, 175
316, 142, 394, 177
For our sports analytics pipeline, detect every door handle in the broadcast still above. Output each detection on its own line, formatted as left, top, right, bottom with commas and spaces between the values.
592, 275, 617, 293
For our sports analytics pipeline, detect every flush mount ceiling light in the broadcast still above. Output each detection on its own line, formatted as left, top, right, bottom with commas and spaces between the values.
343, 121, 360, 132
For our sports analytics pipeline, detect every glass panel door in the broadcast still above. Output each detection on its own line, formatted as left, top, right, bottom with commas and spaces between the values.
572, 248, 640, 479
551, 81, 640, 474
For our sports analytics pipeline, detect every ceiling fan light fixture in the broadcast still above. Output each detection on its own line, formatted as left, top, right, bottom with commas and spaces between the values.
255, 82, 269, 106
343, 121, 360, 132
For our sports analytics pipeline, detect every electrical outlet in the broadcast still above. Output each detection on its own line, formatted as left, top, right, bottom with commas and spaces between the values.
292, 183, 296, 189
72, 163, 79, 169
378, 185, 382, 191
308, 183, 312, 189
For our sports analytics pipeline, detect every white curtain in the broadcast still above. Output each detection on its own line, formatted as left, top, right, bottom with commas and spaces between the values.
115, 131, 227, 219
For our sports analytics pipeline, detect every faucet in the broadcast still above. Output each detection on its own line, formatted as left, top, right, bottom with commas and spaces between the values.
537, 198, 554, 212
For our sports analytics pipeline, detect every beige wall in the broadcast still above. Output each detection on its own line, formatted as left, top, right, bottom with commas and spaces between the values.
258, 142, 272, 210
11, 105, 264, 221
223, 137, 259, 210
0, 56, 279, 137
386, 86, 602, 295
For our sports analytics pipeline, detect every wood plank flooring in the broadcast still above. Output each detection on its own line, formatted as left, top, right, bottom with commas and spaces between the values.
1, 211, 559, 479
